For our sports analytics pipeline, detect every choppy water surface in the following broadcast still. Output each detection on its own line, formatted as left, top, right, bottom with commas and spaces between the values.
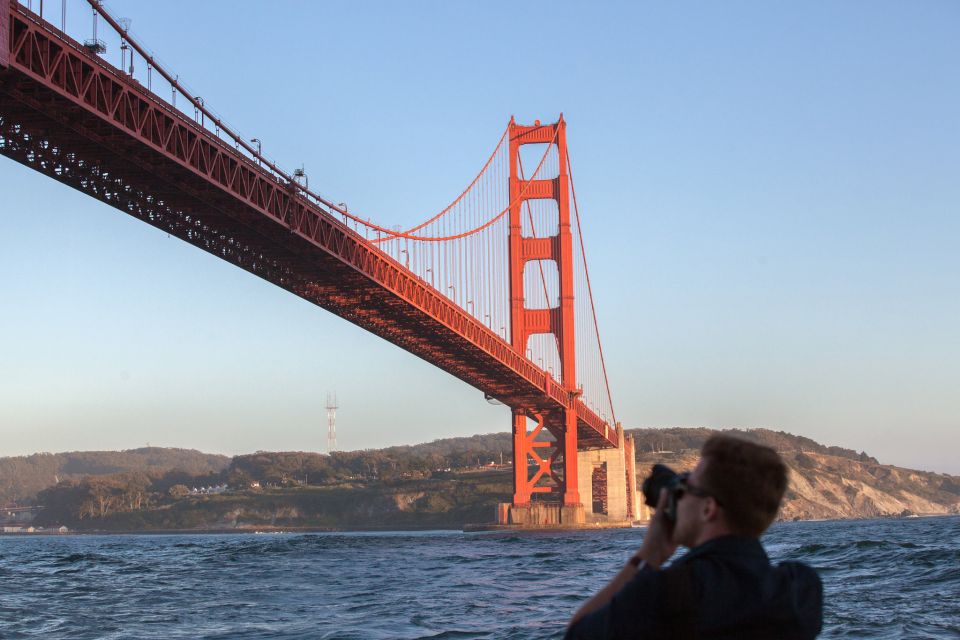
1, 516, 957, 639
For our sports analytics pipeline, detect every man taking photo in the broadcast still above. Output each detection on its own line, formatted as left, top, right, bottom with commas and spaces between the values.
566, 434, 823, 639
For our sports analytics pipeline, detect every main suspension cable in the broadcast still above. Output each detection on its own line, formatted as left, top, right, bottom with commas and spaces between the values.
82, 0, 505, 245
386, 127, 509, 237
370, 125, 559, 243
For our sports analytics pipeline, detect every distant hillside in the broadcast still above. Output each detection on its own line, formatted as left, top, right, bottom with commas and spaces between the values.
0, 448, 230, 505
379, 428, 879, 468
380, 433, 514, 466
627, 427, 878, 464
6, 429, 959, 530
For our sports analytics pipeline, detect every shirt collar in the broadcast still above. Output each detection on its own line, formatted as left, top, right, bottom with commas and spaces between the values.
682, 534, 769, 564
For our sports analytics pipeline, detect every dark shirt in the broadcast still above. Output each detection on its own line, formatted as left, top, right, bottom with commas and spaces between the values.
565, 535, 822, 639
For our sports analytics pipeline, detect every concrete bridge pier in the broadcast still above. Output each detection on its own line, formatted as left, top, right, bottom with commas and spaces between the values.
577, 426, 640, 526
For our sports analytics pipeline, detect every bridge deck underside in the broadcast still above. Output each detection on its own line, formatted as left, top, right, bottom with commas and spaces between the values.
0, 9, 615, 449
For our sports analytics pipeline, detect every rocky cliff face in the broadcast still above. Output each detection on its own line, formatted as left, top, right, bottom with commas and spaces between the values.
778, 451, 960, 519
634, 445, 960, 521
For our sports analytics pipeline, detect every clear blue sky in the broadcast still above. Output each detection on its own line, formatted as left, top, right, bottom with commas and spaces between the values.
1, 1, 957, 473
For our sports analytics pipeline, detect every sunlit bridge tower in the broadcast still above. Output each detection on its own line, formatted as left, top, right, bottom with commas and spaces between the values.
506, 116, 583, 523
498, 116, 638, 528
325, 392, 338, 454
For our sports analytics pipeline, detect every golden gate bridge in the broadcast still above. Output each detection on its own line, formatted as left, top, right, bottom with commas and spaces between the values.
0, 0, 640, 525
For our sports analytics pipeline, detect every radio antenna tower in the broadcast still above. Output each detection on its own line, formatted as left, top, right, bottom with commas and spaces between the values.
326, 392, 338, 453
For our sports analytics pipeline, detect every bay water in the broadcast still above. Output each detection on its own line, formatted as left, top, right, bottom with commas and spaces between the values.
1, 516, 957, 639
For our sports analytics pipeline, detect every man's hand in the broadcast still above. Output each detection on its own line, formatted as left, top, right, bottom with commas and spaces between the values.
567, 488, 680, 632
635, 488, 678, 569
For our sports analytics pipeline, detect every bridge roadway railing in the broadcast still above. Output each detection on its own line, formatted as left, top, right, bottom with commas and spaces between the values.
0, 0, 618, 450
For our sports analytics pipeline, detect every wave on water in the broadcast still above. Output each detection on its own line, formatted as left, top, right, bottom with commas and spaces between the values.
0, 516, 957, 639
52, 552, 125, 565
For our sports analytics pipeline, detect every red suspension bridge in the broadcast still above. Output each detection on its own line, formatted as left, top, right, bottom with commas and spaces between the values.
1, 0, 635, 524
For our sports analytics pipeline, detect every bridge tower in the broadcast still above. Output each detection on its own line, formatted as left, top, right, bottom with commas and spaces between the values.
506, 116, 584, 525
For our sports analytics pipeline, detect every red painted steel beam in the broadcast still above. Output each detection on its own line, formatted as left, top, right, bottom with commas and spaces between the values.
511, 123, 555, 145
0, 3, 617, 449
0, 0, 9, 69
517, 178, 557, 200
520, 236, 554, 261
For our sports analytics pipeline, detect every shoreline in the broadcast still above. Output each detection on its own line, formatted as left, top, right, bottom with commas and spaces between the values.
3, 513, 957, 537
0, 524, 465, 536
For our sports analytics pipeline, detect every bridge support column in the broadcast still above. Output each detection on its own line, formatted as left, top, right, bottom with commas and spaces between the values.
510, 409, 537, 506
562, 405, 581, 507
1, 0, 10, 70
502, 408, 584, 526
624, 433, 639, 520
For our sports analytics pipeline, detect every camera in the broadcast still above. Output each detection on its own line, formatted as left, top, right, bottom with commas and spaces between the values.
641, 464, 682, 522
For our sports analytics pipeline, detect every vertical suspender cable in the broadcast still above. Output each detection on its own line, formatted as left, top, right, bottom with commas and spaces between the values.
567, 153, 617, 426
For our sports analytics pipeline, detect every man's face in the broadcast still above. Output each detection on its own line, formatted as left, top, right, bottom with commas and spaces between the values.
672, 458, 710, 548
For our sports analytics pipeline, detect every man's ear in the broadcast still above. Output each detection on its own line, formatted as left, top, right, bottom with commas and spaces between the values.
702, 497, 722, 523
